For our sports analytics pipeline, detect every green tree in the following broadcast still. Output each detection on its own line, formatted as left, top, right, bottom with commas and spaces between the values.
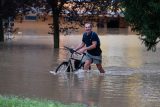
47, 0, 115, 48
122, 0, 160, 51
0, 0, 119, 48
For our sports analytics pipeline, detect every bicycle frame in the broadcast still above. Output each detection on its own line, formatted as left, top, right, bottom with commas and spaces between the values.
65, 46, 86, 72
54, 46, 89, 73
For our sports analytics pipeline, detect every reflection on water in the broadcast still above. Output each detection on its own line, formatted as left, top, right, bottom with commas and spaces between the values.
0, 34, 160, 107
49, 72, 160, 107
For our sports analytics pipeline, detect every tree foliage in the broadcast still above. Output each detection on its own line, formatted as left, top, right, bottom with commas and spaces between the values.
122, 0, 160, 51
4, 0, 160, 51
0, 0, 17, 18
0, 0, 121, 48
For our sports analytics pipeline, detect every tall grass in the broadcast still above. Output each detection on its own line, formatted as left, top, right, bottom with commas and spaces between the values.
0, 95, 85, 107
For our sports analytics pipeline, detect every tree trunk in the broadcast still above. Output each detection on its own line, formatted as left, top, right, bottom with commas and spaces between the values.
0, 0, 4, 42
47, 0, 64, 48
0, 16, 4, 42
52, 7, 60, 48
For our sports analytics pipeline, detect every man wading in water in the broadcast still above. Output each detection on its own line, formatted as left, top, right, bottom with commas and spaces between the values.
74, 22, 105, 74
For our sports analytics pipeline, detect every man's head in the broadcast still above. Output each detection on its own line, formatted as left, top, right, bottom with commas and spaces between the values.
85, 22, 92, 34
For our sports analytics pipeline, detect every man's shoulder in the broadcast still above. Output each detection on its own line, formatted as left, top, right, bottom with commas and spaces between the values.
82, 32, 87, 36
91, 32, 98, 38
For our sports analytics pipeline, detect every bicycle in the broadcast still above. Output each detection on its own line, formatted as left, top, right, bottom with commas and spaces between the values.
54, 46, 87, 74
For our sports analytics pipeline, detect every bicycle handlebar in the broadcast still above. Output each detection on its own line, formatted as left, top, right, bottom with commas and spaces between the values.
64, 46, 86, 55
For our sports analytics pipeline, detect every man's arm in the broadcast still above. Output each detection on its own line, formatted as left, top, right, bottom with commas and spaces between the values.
84, 41, 97, 51
78, 41, 97, 53
74, 42, 85, 51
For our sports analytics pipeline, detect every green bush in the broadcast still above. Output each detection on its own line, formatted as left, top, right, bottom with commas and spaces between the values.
122, 0, 160, 51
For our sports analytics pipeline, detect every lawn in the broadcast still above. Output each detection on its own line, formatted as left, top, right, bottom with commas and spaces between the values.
0, 95, 85, 107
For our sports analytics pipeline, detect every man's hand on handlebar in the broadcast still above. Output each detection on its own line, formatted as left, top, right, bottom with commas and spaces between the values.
64, 46, 86, 55
77, 47, 87, 54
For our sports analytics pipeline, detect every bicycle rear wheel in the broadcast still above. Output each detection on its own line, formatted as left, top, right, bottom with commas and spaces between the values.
55, 62, 70, 73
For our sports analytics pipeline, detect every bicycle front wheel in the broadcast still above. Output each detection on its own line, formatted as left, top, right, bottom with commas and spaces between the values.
55, 62, 70, 73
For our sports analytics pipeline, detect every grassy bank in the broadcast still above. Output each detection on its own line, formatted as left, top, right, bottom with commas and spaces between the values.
0, 95, 85, 107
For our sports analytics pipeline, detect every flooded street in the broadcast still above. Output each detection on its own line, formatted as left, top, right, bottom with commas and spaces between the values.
0, 24, 160, 107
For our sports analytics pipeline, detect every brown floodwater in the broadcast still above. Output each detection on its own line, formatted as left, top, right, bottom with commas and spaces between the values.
0, 27, 160, 107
